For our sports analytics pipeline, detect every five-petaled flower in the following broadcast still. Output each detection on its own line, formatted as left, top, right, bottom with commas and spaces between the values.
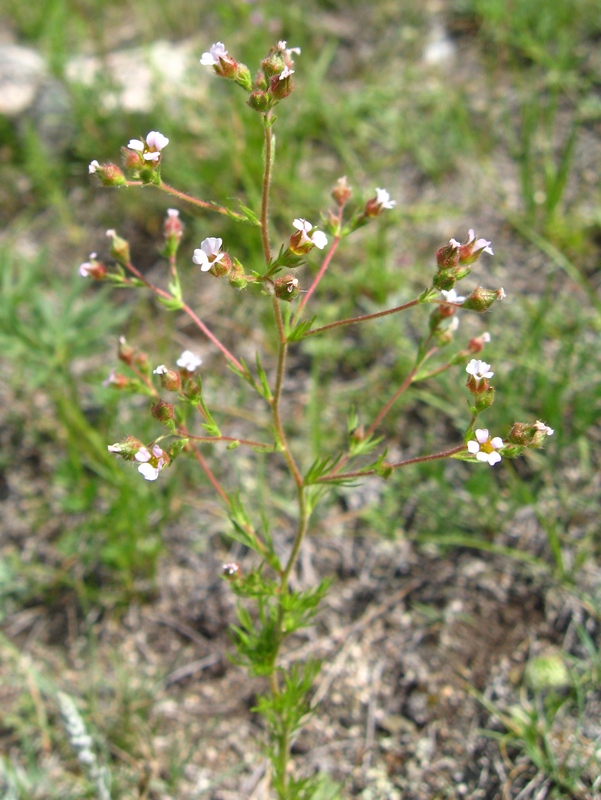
127, 131, 169, 162
135, 444, 167, 481
177, 350, 202, 372
192, 237, 226, 272
289, 219, 328, 254
466, 359, 494, 382
467, 429, 504, 466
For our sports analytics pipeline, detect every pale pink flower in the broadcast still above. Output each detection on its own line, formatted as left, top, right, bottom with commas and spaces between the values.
200, 42, 228, 66
88, 160, 100, 174
192, 237, 225, 271
135, 444, 166, 481
374, 188, 396, 210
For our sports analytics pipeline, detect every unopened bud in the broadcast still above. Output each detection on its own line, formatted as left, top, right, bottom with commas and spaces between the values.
274, 274, 300, 301
118, 336, 135, 365
468, 331, 491, 353
508, 420, 554, 448
436, 241, 460, 269
268, 67, 294, 101
153, 365, 181, 391
107, 436, 145, 461
163, 209, 183, 253
121, 146, 144, 171
462, 287, 506, 312
106, 229, 130, 264
151, 400, 175, 423
228, 259, 248, 289
332, 176, 352, 207
247, 89, 270, 112
472, 387, 495, 413
89, 161, 127, 187
103, 369, 129, 389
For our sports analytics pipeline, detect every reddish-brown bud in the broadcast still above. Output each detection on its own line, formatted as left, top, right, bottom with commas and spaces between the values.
118, 336, 135, 365
151, 400, 175, 423
274, 274, 300, 301
332, 176, 352, 207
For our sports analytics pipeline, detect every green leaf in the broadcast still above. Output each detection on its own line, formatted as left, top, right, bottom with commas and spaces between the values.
286, 316, 316, 342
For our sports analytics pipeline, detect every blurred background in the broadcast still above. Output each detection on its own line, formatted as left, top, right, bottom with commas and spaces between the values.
1, 0, 600, 797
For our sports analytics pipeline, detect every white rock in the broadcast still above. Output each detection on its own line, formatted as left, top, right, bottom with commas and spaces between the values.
0, 44, 47, 116
65, 39, 202, 113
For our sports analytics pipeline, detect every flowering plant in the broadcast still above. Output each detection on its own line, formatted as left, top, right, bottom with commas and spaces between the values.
83, 40, 553, 798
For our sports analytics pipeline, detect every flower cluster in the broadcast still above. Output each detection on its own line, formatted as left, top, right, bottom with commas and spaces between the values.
107, 438, 169, 481
201, 41, 302, 109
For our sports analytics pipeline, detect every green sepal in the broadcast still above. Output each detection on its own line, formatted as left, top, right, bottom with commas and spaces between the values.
419, 286, 440, 303
226, 440, 241, 450
157, 294, 184, 311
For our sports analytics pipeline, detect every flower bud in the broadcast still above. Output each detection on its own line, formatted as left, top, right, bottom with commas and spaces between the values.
78, 253, 107, 279
228, 259, 248, 288
106, 229, 130, 264
89, 161, 127, 187
247, 90, 270, 112
468, 331, 491, 354
103, 369, 130, 389
121, 146, 145, 171
472, 386, 495, 412
432, 271, 457, 292
436, 241, 460, 269
332, 176, 352, 207
151, 400, 175, 424
163, 209, 183, 255
262, 53, 286, 78
462, 287, 506, 312
107, 436, 145, 461
118, 336, 135, 365
268, 67, 294, 101
153, 365, 181, 391
274, 274, 300, 301
508, 420, 554, 448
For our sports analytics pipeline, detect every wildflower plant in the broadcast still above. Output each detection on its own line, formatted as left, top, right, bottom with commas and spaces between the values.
83, 40, 554, 798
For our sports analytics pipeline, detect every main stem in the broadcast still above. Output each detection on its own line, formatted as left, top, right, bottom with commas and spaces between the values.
259, 112, 311, 797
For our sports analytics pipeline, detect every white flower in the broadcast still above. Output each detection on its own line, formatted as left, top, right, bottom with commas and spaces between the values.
375, 188, 396, 210
292, 218, 328, 249
167, 208, 179, 218
467, 429, 504, 466
277, 41, 301, 55
79, 260, 93, 277
466, 359, 494, 381
535, 420, 554, 436
146, 131, 169, 151
107, 443, 124, 453
153, 365, 168, 375
127, 131, 169, 160
200, 42, 228, 66
135, 444, 166, 481
279, 66, 294, 80
176, 350, 202, 372
440, 289, 466, 304
192, 237, 225, 271
447, 316, 460, 332
88, 160, 100, 174
498, 287, 506, 299
482, 332, 491, 343
466, 229, 493, 256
